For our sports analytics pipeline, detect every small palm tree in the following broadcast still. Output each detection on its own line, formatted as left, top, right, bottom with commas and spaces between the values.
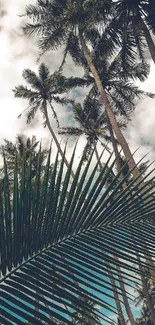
13, 63, 89, 178
59, 97, 111, 160
0, 134, 47, 180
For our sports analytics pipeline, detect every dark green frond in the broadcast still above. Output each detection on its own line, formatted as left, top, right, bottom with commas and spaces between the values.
13, 85, 38, 101
38, 62, 50, 81
1, 146, 155, 323
58, 127, 83, 137
22, 69, 42, 90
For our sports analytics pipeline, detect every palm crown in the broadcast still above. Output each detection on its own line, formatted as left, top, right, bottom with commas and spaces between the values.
110, 0, 155, 64
13, 62, 85, 127
59, 97, 111, 159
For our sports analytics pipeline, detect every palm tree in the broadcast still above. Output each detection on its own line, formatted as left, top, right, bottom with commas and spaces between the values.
136, 305, 152, 325
59, 96, 124, 191
1, 145, 155, 323
59, 96, 112, 159
0, 134, 47, 181
23, 0, 153, 186
111, 0, 155, 64
13, 62, 89, 178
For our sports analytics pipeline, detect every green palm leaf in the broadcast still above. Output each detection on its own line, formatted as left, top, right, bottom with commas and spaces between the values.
0, 147, 155, 324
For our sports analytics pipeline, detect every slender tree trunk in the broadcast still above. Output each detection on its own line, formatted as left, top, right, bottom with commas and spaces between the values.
136, 253, 155, 325
116, 263, 136, 325
79, 32, 144, 186
106, 262, 126, 325
105, 113, 122, 174
93, 139, 103, 171
145, 253, 155, 287
93, 139, 111, 201
138, 17, 155, 64
44, 103, 75, 178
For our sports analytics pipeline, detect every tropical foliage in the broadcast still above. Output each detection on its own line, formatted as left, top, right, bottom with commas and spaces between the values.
0, 0, 155, 324
0, 134, 48, 181
0, 145, 155, 324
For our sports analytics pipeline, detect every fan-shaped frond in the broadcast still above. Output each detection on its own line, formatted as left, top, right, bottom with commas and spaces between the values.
0, 146, 155, 324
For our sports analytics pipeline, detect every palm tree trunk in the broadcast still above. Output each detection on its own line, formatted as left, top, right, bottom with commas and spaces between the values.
105, 113, 122, 174
79, 32, 144, 186
105, 115, 128, 192
92, 139, 111, 201
44, 103, 75, 178
136, 253, 155, 325
106, 262, 126, 325
138, 17, 155, 64
93, 139, 103, 171
116, 263, 136, 325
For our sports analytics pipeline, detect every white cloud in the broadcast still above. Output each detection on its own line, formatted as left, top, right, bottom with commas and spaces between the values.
126, 62, 155, 164
0, 1, 155, 171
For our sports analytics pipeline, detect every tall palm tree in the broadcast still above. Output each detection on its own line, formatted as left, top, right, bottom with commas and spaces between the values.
13, 62, 89, 178
23, 0, 153, 186
111, 0, 155, 64
1, 145, 155, 323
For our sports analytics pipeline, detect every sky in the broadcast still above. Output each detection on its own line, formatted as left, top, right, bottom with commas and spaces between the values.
0, 0, 155, 323
1, 0, 155, 167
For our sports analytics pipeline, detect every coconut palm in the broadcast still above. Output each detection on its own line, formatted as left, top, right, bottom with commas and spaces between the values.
111, 0, 155, 64
13, 62, 89, 178
82, 45, 153, 175
59, 96, 123, 191
0, 134, 47, 181
59, 96, 112, 160
1, 144, 155, 323
23, 0, 150, 185
136, 305, 152, 325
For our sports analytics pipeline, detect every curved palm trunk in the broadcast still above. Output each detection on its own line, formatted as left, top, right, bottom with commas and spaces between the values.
105, 113, 128, 191
106, 262, 126, 325
44, 103, 75, 178
136, 253, 155, 325
92, 139, 111, 201
92, 139, 102, 171
79, 33, 144, 187
138, 17, 155, 64
145, 253, 155, 287
105, 113, 122, 174
116, 264, 136, 325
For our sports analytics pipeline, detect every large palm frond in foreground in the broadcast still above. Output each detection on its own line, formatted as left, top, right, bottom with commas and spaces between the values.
0, 146, 155, 324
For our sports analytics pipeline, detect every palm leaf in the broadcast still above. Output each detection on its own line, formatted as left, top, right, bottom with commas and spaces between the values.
0, 146, 155, 324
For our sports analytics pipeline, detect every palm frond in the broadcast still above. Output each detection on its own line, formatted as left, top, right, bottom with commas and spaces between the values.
1, 146, 155, 323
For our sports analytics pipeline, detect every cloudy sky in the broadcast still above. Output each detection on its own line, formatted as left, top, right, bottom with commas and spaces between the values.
1, 0, 155, 168
0, 0, 88, 167
0, 1, 155, 321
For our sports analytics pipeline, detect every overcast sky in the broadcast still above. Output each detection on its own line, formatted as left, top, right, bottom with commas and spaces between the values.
1, 0, 155, 322
1, 0, 155, 168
